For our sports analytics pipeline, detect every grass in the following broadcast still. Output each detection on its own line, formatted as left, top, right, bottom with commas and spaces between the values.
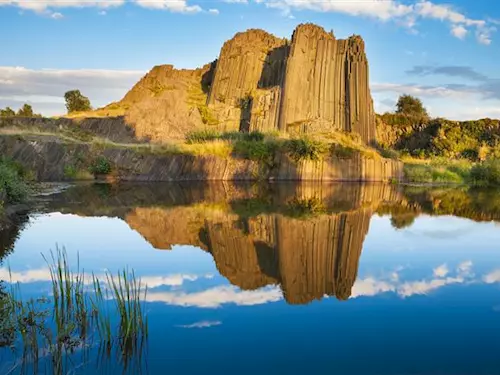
402, 156, 471, 184
184, 130, 382, 164
284, 138, 329, 162
2, 248, 148, 374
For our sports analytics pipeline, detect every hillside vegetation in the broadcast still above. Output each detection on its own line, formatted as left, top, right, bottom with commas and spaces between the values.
376, 95, 500, 185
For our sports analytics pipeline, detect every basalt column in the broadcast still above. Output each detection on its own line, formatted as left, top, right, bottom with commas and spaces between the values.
278, 24, 376, 144
207, 30, 287, 132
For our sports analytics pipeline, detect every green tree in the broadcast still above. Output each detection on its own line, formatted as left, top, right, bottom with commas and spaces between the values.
64, 90, 92, 113
395, 94, 429, 119
0, 107, 15, 117
16, 103, 34, 117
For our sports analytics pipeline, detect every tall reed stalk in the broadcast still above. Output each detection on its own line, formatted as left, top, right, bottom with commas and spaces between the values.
3, 248, 149, 374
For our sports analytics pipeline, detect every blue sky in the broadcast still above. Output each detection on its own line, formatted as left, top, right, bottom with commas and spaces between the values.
1, 0, 500, 119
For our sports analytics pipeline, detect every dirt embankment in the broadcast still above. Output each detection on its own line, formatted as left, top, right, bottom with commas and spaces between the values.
0, 134, 403, 182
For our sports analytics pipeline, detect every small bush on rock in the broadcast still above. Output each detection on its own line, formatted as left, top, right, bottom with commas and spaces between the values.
89, 157, 111, 175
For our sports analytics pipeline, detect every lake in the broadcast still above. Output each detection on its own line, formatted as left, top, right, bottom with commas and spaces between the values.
1, 182, 500, 375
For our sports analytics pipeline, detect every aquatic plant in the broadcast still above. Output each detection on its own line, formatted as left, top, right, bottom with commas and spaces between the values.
2, 248, 149, 374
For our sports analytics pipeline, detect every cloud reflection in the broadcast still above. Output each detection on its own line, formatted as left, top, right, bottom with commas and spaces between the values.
0, 267, 213, 287
353, 260, 475, 299
176, 321, 222, 329
146, 285, 282, 308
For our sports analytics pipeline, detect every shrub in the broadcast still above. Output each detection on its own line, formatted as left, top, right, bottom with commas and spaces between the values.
330, 144, 356, 159
0, 158, 30, 204
284, 137, 329, 162
470, 159, 500, 186
378, 148, 400, 160
89, 157, 111, 175
233, 140, 278, 167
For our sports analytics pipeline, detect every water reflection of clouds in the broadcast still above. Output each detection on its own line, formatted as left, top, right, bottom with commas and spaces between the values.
353, 260, 476, 298
146, 285, 282, 308
484, 269, 500, 283
176, 321, 222, 329
0, 267, 214, 288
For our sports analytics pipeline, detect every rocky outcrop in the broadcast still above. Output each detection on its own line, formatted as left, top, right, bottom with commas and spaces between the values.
0, 135, 402, 182
117, 64, 215, 141
206, 23, 376, 143
32, 23, 374, 144
278, 25, 374, 142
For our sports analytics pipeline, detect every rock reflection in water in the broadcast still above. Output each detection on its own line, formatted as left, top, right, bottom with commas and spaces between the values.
28, 181, 500, 306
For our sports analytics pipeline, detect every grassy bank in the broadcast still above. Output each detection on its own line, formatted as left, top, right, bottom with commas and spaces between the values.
184, 129, 381, 164
403, 156, 500, 186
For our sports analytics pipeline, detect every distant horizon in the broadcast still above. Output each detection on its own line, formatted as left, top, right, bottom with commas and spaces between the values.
1, 0, 499, 120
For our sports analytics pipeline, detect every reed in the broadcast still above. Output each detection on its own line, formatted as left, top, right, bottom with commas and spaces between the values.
3, 248, 149, 374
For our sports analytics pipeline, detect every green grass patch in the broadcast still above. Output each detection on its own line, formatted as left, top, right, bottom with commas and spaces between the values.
284, 137, 329, 162
470, 159, 500, 186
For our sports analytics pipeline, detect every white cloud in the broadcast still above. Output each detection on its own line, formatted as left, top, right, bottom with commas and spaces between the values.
433, 263, 449, 278
176, 320, 222, 328
372, 82, 477, 99
0, 66, 144, 116
208, 8, 219, 15
257, 0, 494, 44
0, 0, 124, 18
146, 285, 282, 308
98, 10, 106, 15
134, 0, 202, 13
451, 25, 467, 39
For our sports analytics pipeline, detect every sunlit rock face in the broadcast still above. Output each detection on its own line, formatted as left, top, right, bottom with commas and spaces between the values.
63, 23, 375, 144
208, 23, 376, 143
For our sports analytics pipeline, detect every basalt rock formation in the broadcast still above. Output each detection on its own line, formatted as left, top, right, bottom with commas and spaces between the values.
206, 24, 375, 142
82, 23, 376, 144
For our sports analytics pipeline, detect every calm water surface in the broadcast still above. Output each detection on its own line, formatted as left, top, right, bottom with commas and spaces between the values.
1, 182, 500, 374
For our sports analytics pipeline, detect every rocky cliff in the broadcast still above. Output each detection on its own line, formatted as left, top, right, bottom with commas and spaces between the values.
207, 24, 376, 142
59, 23, 376, 144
